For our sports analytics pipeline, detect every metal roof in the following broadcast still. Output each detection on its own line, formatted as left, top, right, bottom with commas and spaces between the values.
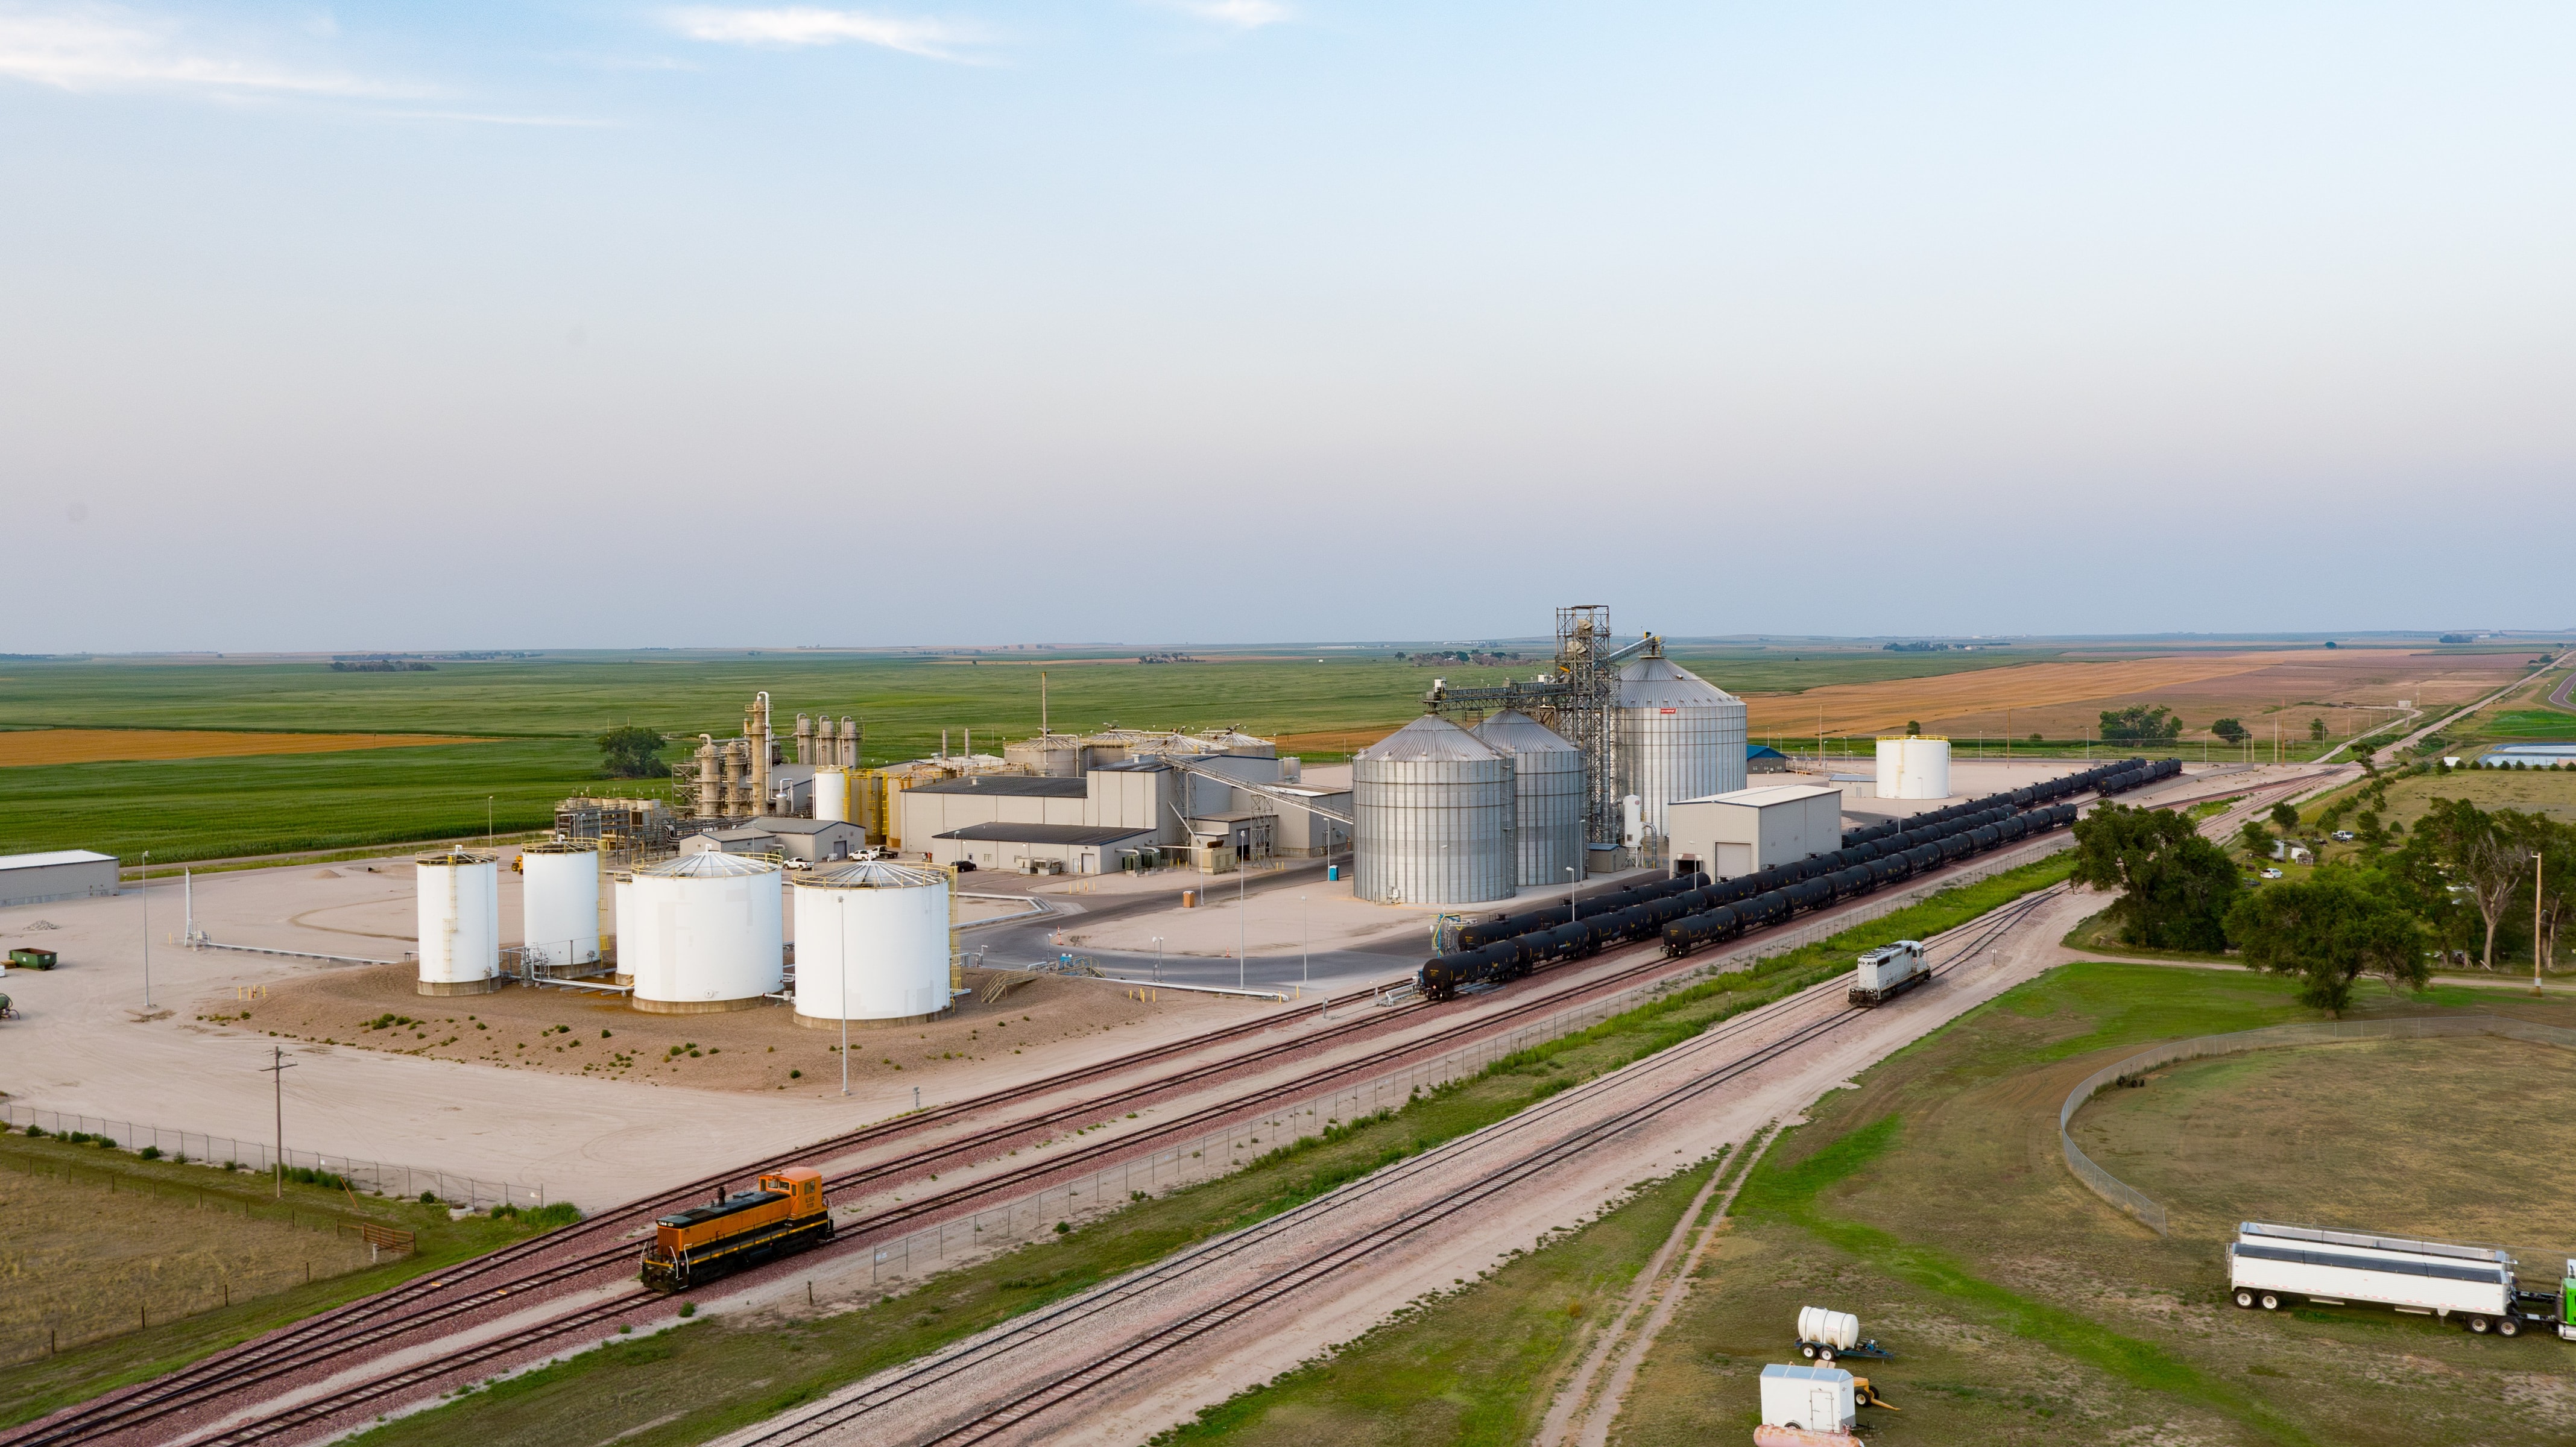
1354, 714, 1504, 764
1758, 1363, 1853, 1384
1471, 708, 1578, 755
793, 859, 948, 889
636, 851, 781, 878
746, 816, 868, 834
1675, 784, 1843, 809
907, 775, 1090, 797
1614, 655, 1740, 711
0, 850, 118, 872
933, 823, 1156, 846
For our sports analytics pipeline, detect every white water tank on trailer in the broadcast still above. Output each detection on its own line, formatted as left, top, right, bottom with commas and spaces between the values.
625, 851, 784, 1014
1875, 736, 1950, 799
813, 766, 849, 823
791, 860, 952, 1027
1796, 1306, 1861, 1350
518, 842, 600, 969
414, 850, 500, 995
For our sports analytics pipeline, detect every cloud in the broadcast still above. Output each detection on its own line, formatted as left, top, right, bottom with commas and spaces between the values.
665, 7, 987, 60
1160, 0, 1291, 29
0, 5, 397, 95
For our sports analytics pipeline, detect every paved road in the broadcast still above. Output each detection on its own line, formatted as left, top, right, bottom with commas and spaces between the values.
2550, 666, 2576, 713
2372, 650, 2576, 766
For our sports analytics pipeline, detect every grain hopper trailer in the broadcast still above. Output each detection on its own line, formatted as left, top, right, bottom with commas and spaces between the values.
2228, 1221, 2576, 1338
1847, 942, 1925, 1007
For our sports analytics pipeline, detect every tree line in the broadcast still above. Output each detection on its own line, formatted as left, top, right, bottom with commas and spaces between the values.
2069, 760, 2573, 1013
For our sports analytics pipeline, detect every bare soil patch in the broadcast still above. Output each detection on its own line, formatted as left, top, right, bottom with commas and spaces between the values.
0, 730, 479, 767
202, 963, 1232, 1097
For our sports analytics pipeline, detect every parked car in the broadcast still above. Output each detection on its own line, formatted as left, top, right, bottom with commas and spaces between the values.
2261, 868, 2285, 879
2331, 830, 2357, 842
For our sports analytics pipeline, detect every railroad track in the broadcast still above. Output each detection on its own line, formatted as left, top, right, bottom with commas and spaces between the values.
22, 804, 2098, 1447
722, 886, 2064, 1446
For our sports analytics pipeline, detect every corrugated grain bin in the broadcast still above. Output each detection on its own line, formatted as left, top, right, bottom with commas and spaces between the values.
1353, 714, 1515, 905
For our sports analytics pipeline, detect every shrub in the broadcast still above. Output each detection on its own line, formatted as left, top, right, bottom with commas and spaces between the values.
789, 1068, 801, 1079
523, 1202, 583, 1229
677, 1302, 696, 1318
140, 1146, 162, 1160
421, 1191, 441, 1205
23, 1125, 43, 1139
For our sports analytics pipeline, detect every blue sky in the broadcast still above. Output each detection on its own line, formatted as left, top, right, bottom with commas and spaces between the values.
4, 2, 2571, 650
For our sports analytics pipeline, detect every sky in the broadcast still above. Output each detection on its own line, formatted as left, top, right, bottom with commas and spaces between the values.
3, 2, 2571, 651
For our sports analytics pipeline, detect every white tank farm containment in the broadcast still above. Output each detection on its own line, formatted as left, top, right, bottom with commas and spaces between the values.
625, 851, 784, 1014
1875, 736, 1951, 799
1353, 714, 1515, 906
1473, 709, 1585, 889
791, 860, 953, 1028
1613, 655, 1747, 845
813, 766, 849, 823
518, 842, 601, 969
414, 850, 500, 996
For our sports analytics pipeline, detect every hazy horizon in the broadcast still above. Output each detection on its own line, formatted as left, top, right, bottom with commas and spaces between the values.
7, 2, 2572, 652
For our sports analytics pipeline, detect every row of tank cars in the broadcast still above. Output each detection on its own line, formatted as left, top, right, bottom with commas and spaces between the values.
1415, 758, 2183, 1002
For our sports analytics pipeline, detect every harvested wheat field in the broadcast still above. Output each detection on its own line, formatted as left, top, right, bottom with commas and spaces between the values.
0, 730, 479, 768
1744, 649, 2538, 740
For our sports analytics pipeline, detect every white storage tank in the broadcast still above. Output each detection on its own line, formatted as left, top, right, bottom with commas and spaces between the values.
1875, 736, 1951, 799
1472, 709, 1585, 889
813, 766, 849, 823
626, 851, 784, 1014
1613, 655, 1748, 845
414, 850, 500, 996
518, 842, 601, 969
791, 860, 953, 1027
1352, 715, 1515, 905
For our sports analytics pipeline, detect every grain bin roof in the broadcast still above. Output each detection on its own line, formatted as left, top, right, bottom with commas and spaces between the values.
1471, 709, 1578, 754
636, 851, 780, 878
1614, 655, 1740, 710
1353, 714, 1504, 763
795, 859, 948, 889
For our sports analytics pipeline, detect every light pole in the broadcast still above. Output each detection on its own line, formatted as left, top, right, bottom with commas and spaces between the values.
260, 1045, 295, 1200
1566, 865, 1578, 924
1237, 842, 1247, 992
140, 850, 151, 1010
837, 892, 850, 1097
1299, 894, 1310, 994
1152, 936, 1164, 984
486, 796, 494, 844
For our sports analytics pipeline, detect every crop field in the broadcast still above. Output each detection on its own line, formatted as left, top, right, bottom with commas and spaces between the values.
0, 730, 476, 768
1608, 963, 2576, 1447
1740, 646, 2545, 745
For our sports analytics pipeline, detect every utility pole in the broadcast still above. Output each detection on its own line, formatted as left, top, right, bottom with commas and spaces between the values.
140, 850, 151, 1010
260, 1046, 296, 1199
2538, 853, 2547, 995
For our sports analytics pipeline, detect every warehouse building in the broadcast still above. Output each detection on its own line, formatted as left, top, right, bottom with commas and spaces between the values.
678, 818, 870, 863
1665, 784, 1844, 880
927, 822, 1158, 874
0, 850, 121, 909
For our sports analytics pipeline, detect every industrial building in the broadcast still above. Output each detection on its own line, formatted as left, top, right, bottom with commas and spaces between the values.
678, 817, 871, 863
893, 747, 1348, 874
1665, 783, 1843, 880
1377, 605, 1753, 900
0, 850, 119, 909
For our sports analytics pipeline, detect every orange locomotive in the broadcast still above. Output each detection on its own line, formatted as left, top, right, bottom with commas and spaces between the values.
639, 1167, 832, 1292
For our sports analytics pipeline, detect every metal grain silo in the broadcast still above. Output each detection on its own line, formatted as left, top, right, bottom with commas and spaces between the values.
1614, 656, 1748, 845
627, 851, 784, 1014
791, 860, 952, 1027
1471, 709, 1585, 889
1353, 715, 1515, 905
414, 850, 500, 995
518, 842, 600, 969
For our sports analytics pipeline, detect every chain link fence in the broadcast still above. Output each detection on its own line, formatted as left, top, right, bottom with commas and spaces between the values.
2060, 1013, 2576, 1236
0, 1103, 546, 1211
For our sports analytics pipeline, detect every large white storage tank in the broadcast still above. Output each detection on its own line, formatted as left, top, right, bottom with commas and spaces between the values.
791, 860, 952, 1027
1613, 655, 1748, 843
414, 850, 500, 996
1471, 709, 1585, 889
813, 766, 848, 823
1352, 715, 1515, 905
1876, 736, 1951, 799
625, 852, 784, 1014
610, 873, 634, 982
518, 842, 601, 969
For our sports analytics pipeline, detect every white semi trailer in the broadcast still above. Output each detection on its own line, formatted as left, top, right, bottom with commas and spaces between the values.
2228, 1221, 2576, 1338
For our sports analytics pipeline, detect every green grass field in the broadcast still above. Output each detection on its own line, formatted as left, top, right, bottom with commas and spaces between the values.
0, 648, 2069, 863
